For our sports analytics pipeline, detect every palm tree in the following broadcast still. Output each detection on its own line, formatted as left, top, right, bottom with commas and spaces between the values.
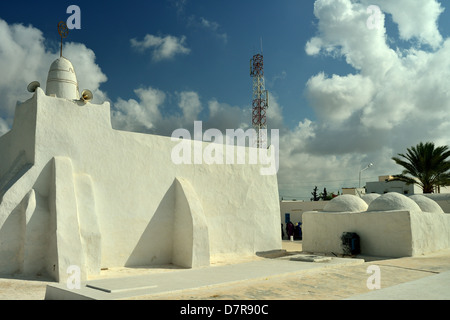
391, 142, 450, 193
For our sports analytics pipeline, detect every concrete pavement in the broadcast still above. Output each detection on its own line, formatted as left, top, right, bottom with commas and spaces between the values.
44, 241, 450, 300
347, 270, 450, 300
2, 241, 450, 300
44, 253, 365, 300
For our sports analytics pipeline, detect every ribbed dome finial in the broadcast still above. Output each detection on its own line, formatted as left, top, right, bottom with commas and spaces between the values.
45, 57, 80, 100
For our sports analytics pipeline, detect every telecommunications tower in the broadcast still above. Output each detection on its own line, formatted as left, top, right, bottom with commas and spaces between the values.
250, 53, 269, 148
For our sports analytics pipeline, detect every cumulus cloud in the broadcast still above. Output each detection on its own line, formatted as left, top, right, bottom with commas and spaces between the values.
0, 19, 52, 119
64, 42, 108, 104
305, 0, 450, 134
112, 87, 165, 133
109, 85, 286, 148
110, 88, 246, 138
178, 91, 202, 123
130, 34, 191, 61
361, 0, 444, 49
277, 0, 450, 199
306, 72, 375, 124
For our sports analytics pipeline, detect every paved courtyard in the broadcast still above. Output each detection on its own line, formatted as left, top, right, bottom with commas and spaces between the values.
1, 241, 450, 300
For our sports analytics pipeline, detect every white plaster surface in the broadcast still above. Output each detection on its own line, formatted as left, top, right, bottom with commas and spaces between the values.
422, 194, 450, 213
367, 192, 421, 212
323, 194, 368, 213
45, 57, 80, 100
409, 194, 444, 214
303, 210, 415, 257
361, 193, 380, 205
0, 58, 281, 282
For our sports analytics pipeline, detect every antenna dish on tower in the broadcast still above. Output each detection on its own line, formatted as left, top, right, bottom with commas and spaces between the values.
27, 81, 41, 93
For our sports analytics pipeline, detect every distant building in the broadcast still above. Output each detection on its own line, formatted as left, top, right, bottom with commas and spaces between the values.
366, 175, 450, 195
366, 175, 419, 195
342, 187, 366, 196
280, 200, 327, 225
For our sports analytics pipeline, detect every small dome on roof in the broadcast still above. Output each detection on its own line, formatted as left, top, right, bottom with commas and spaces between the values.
409, 195, 444, 214
46, 57, 80, 100
367, 192, 421, 212
323, 194, 368, 213
361, 193, 380, 205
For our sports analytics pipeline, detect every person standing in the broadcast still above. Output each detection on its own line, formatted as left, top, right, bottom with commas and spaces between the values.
286, 221, 294, 241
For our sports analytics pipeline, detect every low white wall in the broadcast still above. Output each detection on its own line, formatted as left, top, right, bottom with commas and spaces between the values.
410, 211, 450, 255
302, 210, 450, 257
423, 194, 450, 213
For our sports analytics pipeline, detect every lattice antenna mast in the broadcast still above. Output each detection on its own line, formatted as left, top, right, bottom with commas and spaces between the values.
250, 53, 269, 148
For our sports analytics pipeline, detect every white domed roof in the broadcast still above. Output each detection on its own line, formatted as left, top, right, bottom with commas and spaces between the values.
409, 195, 444, 214
46, 57, 80, 100
367, 192, 421, 212
361, 193, 380, 205
323, 195, 368, 212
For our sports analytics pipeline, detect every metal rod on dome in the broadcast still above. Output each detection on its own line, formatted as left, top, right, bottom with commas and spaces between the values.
58, 21, 69, 58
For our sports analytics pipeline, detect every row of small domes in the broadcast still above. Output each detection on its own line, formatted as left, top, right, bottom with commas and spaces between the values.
323, 192, 444, 214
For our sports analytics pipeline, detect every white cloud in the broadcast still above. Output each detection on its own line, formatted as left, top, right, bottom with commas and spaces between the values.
305, 0, 450, 135
130, 34, 191, 61
0, 19, 52, 119
277, 0, 450, 199
111, 87, 205, 137
177, 91, 202, 123
361, 0, 444, 49
306, 72, 375, 124
112, 87, 165, 133
305, 37, 323, 56
205, 99, 249, 132
63, 43, 108, 104
109, 85, 286, 150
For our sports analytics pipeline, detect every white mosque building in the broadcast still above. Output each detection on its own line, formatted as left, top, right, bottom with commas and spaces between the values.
0, 56, 281, 283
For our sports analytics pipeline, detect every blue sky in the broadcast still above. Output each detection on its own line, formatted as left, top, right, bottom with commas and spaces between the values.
1, 0, 450, 200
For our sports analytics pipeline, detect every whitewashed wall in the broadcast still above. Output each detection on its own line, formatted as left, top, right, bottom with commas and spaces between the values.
0, 88, 281, 282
